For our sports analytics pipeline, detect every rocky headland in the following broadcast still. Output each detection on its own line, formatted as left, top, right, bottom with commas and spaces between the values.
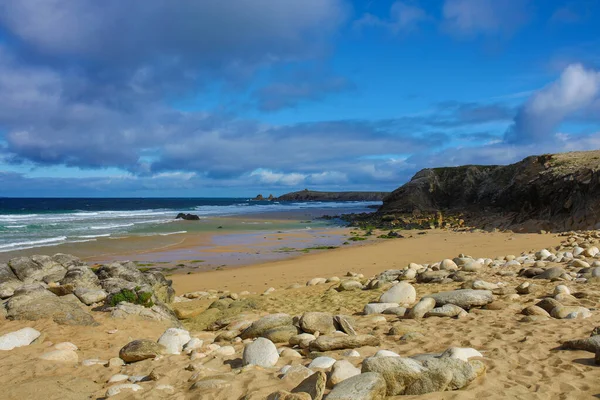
343, 150, 600, 233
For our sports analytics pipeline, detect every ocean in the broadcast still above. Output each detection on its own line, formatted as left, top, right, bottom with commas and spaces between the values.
0, 198, 379, 253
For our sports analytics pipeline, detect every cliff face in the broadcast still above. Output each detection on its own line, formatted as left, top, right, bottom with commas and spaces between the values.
379, 151, 600, 231
277, 190, 389, 202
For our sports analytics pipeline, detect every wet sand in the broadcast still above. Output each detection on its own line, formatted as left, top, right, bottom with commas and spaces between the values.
170, 229, 564, 294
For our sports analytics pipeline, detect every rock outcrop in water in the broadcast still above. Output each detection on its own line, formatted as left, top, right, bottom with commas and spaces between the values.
379, 151, 600, 232
277, 189, 389, 202
175, 213, 200, 220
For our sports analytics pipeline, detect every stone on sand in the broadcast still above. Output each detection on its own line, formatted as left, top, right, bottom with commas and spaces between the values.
329, 360, 361, 386
243, 337, 279, 367
326, 372, 387, 400
300, 312, 336, 334
0, 327, 40, 350
379, 282, 416, 304
308, 356, 337, 370
309, 335, 380, 352
425, 289, 493, 309
119, 339, 165, 363
39, 349, 78, 363
407, 297, 436, 319
291, 371, 326, 400
157, 328, 191, 354
363, 303, 399, 315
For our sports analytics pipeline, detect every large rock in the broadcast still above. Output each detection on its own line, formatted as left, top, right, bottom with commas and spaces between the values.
263, 325, 299, 343
8, 256, 65, 283
109, 302, 181, 327
96, 262, 174, 303
6, 284, 97, 326
60, 265, 101, 290
326, 372, 387, 400
329, 360, 361, 386
119, 339, 165, 363
291, 371, 326, 400
309, 335, 380, 352
426, 304, 467, 318
243, 338, 279, 367
407, 298, 436, 319
419, 357, 485, 391
364, 303, 399, 315
562, 335, 600, 353
361, 356, 426, 395
534, 267, 566, 280
74, 288, 107, 305
0, 263, 21, 299
379, 282, 416, 304
550, 306, 591, 319
241, 314, 293, 339
157, 328, 191, 354
300, 312, 336, 334
424, 289, 493, 310
0, 327, 41, 350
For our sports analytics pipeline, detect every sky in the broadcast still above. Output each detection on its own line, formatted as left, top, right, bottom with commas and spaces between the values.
0, 0, 599, 197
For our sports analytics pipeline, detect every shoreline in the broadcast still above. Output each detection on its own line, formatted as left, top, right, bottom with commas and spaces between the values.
169, 229, 565, 294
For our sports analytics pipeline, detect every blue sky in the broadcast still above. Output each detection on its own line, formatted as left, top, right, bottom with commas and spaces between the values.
0, 0, 599, 197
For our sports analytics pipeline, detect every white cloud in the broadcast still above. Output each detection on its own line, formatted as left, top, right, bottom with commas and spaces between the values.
505, 64, 600, 143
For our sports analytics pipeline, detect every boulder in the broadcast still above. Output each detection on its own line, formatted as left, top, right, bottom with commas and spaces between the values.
309, 356, 337, 370
337, 280, 363, 291
175, 213, 200, 220
60, 265, 101, 290
0, 327, 41, 350
363, 303, 399, 315
533, 267, 566, 280
300, 312, 336, 334
74, 288, 107, 305
425, 304, 467, 318
263, 325, 300, 343
309, 335, 380, 352
109, 302, 181, 327
334, 315, 357, 335
243, 338, 279, 367
326, 372, 387, 400
0, 263, 21, 299
329, 360, 361, 386
407, 298, 436, 319
425, 289, 493, 309
562, 335, 600, 353
241, 314, 293, 339
289, 333, 316, 349
291, 371, 326, 400
550, 306, 591, 319
119, 339, 165, 363
379, 282, 416, 304
361, 356, 425, 395
8, 256, 65, 283
157, 328, 191, 354
6, 284, 97, 326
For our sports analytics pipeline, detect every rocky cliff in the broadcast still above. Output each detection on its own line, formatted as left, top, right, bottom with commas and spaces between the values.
277, 189, 389, 202
379, 151, 600, 232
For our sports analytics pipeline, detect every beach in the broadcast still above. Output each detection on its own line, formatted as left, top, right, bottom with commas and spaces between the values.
4, 226, 600, 399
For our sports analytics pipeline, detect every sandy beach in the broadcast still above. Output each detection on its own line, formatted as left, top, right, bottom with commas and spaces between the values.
4, 228, 600, 399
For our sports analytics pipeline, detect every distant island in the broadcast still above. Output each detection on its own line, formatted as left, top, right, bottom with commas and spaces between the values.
252, 189, 389, 202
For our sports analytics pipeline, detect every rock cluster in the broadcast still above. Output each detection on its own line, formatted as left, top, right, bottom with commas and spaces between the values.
0, 253, 176, 326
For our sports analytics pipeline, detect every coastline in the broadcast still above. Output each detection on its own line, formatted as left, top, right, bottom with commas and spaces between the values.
169, 229, 564, 294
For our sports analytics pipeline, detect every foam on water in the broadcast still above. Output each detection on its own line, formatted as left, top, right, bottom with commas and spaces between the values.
0, 198, 380, 253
